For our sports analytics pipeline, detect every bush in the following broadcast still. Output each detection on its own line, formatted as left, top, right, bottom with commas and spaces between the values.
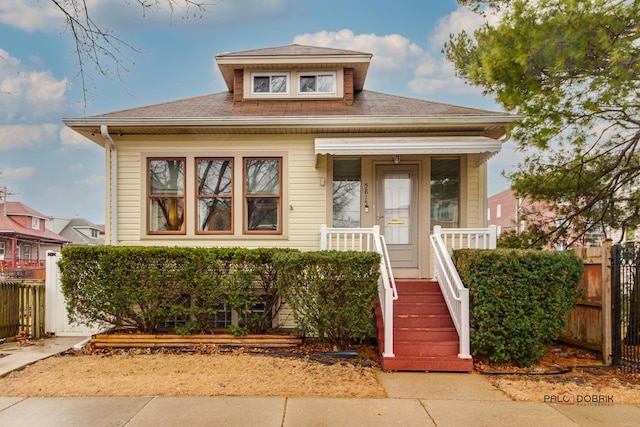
453, 248, 583, 366
274, 250, 380, 349
58, 246, 294, 333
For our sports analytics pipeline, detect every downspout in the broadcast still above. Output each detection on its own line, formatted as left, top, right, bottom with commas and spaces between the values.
100, 125, 118, 246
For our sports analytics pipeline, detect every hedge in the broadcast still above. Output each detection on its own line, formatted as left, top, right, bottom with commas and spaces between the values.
274, 250, 380, 349
59, 246, 381, 348
453, 248, 583, 366
58, 246, 295, 334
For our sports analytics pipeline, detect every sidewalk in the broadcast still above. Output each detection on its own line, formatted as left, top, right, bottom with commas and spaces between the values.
1, 337, 639, 426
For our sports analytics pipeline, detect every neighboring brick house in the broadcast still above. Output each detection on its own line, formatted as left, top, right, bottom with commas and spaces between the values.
487, 188, 614, 248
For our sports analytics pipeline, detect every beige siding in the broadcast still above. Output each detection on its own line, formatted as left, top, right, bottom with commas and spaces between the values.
465, 154, 483, 228
112, 135, 326, 251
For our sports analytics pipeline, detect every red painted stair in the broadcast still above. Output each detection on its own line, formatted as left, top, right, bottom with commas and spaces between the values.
376, 280, 473, 372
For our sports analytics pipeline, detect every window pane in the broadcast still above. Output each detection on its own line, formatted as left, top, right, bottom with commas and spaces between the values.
253, 76, 269, 93
246, 198, 280, 231
198, 159, 232, 196
300, 76, 316, 92
246, 159, 280, 195
431, 158, 460, 228
333, 158, 361, 228
198, 198, 232, 231
317, 75, 334, 92
150, 160, 184, 195
271, 76, 287, 93
150, 198, 184, 231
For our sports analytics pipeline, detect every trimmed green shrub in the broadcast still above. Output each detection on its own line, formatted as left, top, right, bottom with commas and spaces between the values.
58, 246, 294, 333
274, 250, 380, 349
453, 248, 583, 366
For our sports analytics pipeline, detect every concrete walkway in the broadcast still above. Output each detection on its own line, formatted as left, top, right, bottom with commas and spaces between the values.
1, 337, 639, 426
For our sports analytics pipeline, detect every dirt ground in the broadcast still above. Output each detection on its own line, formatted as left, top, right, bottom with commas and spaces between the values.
1, 342, 639, 402
0, 344, 386, 398
475, 344, 640, 404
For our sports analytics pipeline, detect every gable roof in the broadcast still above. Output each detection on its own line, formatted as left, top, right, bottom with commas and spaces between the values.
0, 202, 69, 244
56, 218, 104, 246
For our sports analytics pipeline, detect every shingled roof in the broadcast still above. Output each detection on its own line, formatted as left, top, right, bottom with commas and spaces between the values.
0, 202, 69, 244
88, 90, 499, 120
63, 44, 519, 144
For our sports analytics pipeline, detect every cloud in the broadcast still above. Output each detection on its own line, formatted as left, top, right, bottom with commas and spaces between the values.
292, 28, 483, 97
1, 166, 36, 180
74, 174, 104, 187
60, 126, 96, 150
294, 30, 425, 86
0, 49, 69, 122
0, 1, 62, 32
0, 124, 59, 151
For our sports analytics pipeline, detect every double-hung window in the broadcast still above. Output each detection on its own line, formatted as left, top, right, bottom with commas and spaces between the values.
244, 158, 282, 234
148, 158, 186, 234
251, 73, 289, 95
299, 72, 336, 95
146, 156, 283, 235
197, 158, 233, 233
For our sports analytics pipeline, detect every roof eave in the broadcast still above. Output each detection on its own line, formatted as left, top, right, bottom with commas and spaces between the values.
63, 114, 520, 128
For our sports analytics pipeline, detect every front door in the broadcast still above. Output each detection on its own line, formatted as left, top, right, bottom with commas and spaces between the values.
376, 164, 419, 268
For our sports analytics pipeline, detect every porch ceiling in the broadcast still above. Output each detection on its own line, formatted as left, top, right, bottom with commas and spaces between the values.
314, 136, 503, 165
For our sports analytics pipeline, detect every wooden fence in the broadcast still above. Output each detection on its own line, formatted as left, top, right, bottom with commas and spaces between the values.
561, 242, 613, 364
0, 280, 46, 340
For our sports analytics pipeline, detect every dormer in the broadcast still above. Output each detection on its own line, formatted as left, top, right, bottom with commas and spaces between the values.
215, 44, 372, 106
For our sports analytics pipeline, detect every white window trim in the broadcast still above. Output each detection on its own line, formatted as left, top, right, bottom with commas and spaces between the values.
297, 71, 337, 96
32, 217, 40, 229
250, 72, 290, 96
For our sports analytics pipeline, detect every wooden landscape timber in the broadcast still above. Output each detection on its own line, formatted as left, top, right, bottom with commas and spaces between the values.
91, 333, 302, 349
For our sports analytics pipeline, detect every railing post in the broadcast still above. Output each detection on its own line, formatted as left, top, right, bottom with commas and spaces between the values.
488, 225, 497, 249
320, 224, 328, 250
459, 287, 471, 359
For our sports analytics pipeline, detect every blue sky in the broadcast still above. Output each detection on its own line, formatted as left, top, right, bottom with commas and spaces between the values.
0, 0, 517, 225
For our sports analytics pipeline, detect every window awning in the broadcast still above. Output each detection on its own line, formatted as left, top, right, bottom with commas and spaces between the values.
314, 136, 503, 165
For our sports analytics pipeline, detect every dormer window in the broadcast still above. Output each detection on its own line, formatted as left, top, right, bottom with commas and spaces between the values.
31, 217, 40, 229
251, 72, 289, 95
299, 72, 336, 95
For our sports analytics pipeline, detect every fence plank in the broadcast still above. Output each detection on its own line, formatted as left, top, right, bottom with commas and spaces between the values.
0, 280, 45, 340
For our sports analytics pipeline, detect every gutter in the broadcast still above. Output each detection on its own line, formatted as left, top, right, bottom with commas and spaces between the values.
100, 125, 118, 246
64, 114, 522, 128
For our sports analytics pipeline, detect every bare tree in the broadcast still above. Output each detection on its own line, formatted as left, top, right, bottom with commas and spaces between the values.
49, 0, 212, 105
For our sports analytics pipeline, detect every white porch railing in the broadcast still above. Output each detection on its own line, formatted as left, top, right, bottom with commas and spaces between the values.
320, 225, 397, 357
430, 225, 497, 359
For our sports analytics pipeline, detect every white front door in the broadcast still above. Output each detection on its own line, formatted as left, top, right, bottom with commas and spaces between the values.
375, 164, 419, 268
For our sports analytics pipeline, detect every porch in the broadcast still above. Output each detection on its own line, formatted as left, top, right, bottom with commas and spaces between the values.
320, 224, 497, 372
0, 260, 46, 280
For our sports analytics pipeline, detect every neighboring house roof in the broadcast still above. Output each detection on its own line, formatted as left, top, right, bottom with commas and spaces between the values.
55, 218, 105, 246
0, 202, 69, 244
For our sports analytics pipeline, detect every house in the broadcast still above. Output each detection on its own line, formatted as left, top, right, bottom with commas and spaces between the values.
487, 188, 612, 249
63, 44, 518, 371
0, 201, 69, 279
46, 217, 105, 246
